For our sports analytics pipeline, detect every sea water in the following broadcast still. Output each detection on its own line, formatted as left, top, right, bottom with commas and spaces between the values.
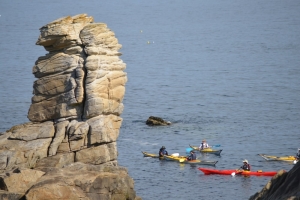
0, 1, 299, 199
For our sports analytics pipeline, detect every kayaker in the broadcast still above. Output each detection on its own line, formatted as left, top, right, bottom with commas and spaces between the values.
199, 139, 210, 150
240, 159, 251, 171
187, 151, 197, 161
159, 146, 168, 157
295, 148, 300, 160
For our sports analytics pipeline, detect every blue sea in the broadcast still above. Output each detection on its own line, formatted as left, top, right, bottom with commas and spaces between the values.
0, 1, 300, 199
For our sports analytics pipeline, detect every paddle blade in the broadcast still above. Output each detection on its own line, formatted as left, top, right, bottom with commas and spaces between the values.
212, 144, 221, 147
179, 158, 185, 163
186, 148, 193, 153
231, 172, 235, 176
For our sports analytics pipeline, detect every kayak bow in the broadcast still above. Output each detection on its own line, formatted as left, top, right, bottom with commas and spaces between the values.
258, 154, 296, 162
142, 151, 160, 158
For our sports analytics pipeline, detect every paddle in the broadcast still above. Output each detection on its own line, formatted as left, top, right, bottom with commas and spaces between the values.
294, 160, 297, 164
212, 144, 221, 147
231, 169, 243, 176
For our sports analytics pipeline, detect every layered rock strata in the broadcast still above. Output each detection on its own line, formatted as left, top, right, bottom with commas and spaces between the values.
0, 14, 140, 200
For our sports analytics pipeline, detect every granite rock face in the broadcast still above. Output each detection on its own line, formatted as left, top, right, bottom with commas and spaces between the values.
0, 14, 141, 200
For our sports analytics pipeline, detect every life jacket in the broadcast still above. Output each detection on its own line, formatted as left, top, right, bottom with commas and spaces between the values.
241, 164, 251, 171
159, 148, 168, 156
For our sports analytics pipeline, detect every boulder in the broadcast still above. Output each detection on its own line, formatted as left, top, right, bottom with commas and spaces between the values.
146, 116, 171, 126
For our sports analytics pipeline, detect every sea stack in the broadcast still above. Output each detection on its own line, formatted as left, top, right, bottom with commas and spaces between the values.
0, 14, 141, 200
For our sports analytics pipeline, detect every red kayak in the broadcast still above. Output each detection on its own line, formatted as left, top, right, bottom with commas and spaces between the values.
198, 167, 278, 176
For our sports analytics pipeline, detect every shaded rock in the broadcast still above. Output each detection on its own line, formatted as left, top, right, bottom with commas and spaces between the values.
146, 116, 171, 126
8, 121, 54, 141
0, 191, 25, 200
75, 142, 117, 165
0, 168, 45, 193
249, 162, 300, 200
35, 152, 75, 170
86, 114, 122, 145
28, 52, 85, 122
48, 120, 69, 156
0, 130, 52, 171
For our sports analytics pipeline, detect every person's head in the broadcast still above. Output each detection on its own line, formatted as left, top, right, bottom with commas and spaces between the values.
202, 139, 206, 143
243, 159, 248, 164
298, 148, 300, 152
162, 146, 166, 149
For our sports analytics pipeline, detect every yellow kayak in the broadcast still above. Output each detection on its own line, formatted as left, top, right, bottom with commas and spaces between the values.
189, 145, 222, 155
142, 151, 160, 158
142, 152, 181, 159
163, 154, 189, 161
164, 155, 218, 166
258, 154, 296, 162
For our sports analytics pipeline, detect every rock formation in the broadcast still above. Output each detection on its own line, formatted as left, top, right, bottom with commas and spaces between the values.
249, 162, 300, 200
146, 116, 171, 126
0, 14, 140, 200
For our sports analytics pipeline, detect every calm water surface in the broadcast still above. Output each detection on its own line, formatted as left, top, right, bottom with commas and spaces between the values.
0, 1, 300, 199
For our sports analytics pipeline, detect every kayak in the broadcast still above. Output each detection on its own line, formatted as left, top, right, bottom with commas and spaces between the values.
189, 145, 223, 155
142, 151, 160, 158
258, 154, 296, 162
142, 152, 181, 159
198, 167, 278, 176
164, 155, 218, 166
163, 154, 188, 161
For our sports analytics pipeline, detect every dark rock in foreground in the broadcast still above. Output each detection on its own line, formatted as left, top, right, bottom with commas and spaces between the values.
249, 162, 300, 200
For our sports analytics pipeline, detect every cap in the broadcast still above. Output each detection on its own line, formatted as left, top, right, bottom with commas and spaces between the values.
243, 159, 248, 164
162, 146, 166, 149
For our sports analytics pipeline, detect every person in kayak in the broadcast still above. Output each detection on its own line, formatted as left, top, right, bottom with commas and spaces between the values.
240, 159, 251, 171
186, 151, 197, 161
295, 148, 300, 160
159, 146, 168, 157
199, 139, 210, 150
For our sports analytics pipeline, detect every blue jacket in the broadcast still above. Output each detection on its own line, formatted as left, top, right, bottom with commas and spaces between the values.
159, 148, 168, 156
187, 152, 196, 160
